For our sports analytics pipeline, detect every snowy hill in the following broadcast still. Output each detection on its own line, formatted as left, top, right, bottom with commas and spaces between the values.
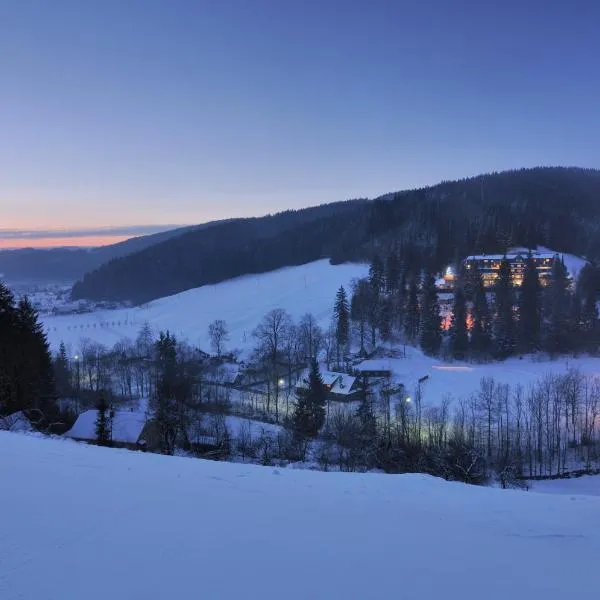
1, 432, 600, 600
42, 259, 368, 352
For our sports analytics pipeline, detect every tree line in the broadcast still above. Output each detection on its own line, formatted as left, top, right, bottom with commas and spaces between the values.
0, 281, 59, 428
336, 252, 600, 362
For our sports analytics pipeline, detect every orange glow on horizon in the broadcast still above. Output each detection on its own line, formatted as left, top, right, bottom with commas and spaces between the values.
0, 234, 133, 250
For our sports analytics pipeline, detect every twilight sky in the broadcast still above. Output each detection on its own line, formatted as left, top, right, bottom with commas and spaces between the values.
1, 0, 599, 247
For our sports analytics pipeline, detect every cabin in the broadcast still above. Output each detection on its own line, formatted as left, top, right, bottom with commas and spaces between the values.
354, 360, 393, 379
296, 369, 362, 401
64, 409, 148, 450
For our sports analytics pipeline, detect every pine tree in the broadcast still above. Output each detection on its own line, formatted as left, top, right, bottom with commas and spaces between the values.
333, 286, 350, 365
293, 360, 327, 438
543, 256, 571, 355
493, 258, 516, 358
153, 331, 180, 454
95, 396, 111, 446
369, 255, 385, 294
470, 274, 492, 359
419, 271, 442, 356
518, 252, 542, 352
449, 286, 469, 360
0, 282, 18, 413
54, 342, 72, 398
384, 251, 400, 294
350, 279, 370, 356
578, 263, 600, 352
14, 296, 56, 418
403, 278, 420, 343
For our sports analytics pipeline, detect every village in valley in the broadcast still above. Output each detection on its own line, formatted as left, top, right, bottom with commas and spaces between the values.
4, 244, 599, 484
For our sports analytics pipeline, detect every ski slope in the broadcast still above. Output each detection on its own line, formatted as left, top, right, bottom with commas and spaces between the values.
42, 260, 369, 353
1, 432, 599, 600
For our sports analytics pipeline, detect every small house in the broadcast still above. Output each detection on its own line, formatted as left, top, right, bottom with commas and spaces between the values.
65, 410, 147, 450
354, 360, 393, 379
296, 369, 361, 401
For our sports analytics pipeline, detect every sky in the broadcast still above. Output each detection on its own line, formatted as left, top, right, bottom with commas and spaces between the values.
1, 0, 599, 248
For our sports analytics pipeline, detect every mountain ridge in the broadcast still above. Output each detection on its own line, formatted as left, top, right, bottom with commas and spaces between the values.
71, 166, 600, 304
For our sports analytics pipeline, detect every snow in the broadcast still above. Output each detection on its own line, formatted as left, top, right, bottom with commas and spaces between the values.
297, 368, 357, 395
0, 411, 33, 432
370, 346, 600, 408
538, 246, 588, 279
2, 431, 600, 600
42, 259, 368, 353
65, 410, 147, 444
223, 415, 283, 438
530, 475, 600, 498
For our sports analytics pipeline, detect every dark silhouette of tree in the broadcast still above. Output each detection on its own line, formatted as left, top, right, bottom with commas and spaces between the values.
404, 278, 420, 343
333, 286, 350, 365
518, 252, 542, 352
449, 286, 469, 360
470, 274, 492, 359
419, 271, 441, 356
95, 396, 112, 446
577, 263, 600, 353
293, 360, 326, 438
493, 259, 516, 358
543, 256, 571, 355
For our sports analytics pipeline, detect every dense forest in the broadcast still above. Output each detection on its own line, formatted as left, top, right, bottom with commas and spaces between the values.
0, 282, 59, 427
72, 167, 600, 305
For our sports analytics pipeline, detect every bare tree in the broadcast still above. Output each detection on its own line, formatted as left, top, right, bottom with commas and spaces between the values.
252, 309, 293, 418
208, 319, 229, 357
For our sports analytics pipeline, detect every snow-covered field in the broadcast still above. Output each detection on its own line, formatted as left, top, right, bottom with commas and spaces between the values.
41, 260, 368, 352
39, 254, 600, 408
1, 431, 599, 600
530, 474, 600, 498
376, 347, 600, 406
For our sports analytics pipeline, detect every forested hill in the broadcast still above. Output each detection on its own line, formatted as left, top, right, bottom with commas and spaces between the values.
72, 167, 600, 304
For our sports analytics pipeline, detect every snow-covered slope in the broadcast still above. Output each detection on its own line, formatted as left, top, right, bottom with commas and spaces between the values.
1, 432, 599, 600
42, 260, 368, 352
530, 474, 600, 497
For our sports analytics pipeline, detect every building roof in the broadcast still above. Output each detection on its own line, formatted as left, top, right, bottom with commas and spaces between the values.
296, 369, 357, 395
205, 363, 240, 384
65, 410, 147, 444
465, 252, 556, 261
354, 359, 394, 373
0, 411, 34, 432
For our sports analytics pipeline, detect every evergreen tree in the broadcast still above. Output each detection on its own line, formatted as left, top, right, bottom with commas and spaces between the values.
403, 278, 420, 343
350, 279, 370, 356
293, 360, 327, 438
333, 286, 350, 365
419, 271, 442, 356
0, 282, 18, 413
518, 252, 542, 352
449, 286, 469, 360
493, 258, 516, 358
577, 263, 600, 353
95, 396, 111, 446
0, 286, 56, 422
53, 342, 72, 398
369, 255, 385, 294
378, 296, 394, 345
470, 274, 492, 359
153, 331, 180, 454
384, 250, 400, 294
543, 256, 571, 355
